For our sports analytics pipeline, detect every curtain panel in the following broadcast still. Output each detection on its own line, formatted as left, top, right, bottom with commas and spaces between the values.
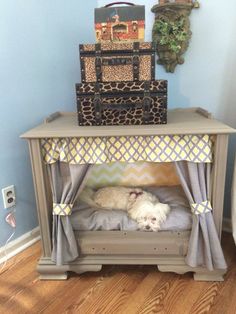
175, 161, 227, 270
47, 162, 91, 265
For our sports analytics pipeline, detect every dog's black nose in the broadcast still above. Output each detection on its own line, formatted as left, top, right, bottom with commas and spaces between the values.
146, 225, 151, 230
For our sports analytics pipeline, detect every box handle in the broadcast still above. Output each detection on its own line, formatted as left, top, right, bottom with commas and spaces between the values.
104, 2, 135, 7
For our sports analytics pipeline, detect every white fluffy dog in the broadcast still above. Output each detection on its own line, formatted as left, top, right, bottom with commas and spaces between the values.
80, 186, 170, 232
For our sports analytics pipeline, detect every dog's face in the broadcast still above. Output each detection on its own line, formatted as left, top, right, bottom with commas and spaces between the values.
136, 214, 162, 232
129, 202, 171, 232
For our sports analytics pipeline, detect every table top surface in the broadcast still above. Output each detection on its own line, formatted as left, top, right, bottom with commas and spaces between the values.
21, 108, 236, 139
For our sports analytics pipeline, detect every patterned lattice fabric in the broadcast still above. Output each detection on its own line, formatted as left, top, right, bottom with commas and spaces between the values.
53, 203, 73, 216
190, 200, 213, 215
42, 135, 213, 165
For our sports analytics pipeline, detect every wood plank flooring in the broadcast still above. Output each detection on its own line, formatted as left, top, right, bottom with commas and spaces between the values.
0, 232, 236, 314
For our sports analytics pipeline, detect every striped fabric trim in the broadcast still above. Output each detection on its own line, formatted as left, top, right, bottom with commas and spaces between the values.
53, 203, 73, 216
41, 134, 213, 165
191, 200, 212, 215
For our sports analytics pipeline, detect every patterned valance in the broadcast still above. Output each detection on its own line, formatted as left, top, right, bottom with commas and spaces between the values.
41, 134, 213, 165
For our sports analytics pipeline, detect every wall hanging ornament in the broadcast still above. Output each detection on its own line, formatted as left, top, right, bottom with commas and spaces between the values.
151, 0, 200, 73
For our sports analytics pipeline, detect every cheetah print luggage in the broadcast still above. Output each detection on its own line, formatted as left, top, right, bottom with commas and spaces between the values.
76, 80, 167, 126
79, 42, 155, 83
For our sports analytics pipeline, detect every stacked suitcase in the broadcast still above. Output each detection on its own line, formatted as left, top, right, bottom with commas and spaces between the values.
75, 9, 168, 126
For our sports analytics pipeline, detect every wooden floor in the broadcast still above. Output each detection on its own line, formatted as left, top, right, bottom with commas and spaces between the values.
0, 233, 236, 314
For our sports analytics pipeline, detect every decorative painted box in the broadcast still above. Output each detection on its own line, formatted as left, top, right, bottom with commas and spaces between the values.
95, 2, 145, 43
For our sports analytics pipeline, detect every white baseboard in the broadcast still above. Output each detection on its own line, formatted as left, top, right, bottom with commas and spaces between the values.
0, 226, 40, 265
222, 218, 232, 233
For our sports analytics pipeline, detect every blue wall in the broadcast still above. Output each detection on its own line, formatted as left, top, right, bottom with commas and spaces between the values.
98, 0, 236, 218
0, 1, 97, 246
0, 0, 235, 247
99, 0, 236, 115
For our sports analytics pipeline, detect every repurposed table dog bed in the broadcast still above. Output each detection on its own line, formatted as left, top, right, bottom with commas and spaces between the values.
21, 108, 236, 281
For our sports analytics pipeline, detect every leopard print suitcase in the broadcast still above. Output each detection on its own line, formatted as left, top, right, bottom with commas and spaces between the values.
79, 42, 155, 83
76, 80, 167, 126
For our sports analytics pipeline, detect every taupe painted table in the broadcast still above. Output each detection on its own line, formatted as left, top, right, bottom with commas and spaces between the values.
21, 108, 236, 281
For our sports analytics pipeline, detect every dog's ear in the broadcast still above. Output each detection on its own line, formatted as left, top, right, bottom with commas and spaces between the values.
129, 193, 136, 201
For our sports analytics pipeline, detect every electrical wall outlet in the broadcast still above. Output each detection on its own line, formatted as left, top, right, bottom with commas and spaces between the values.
2, 185, 16, 209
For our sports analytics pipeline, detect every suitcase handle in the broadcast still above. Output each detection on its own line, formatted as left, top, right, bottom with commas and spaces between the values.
93, 97, 154, 125
104, 2, 135, 7
96, 56, 139, 66
95, 55, 140, 82
94, 101, 152, 109
94, 41, 140, 82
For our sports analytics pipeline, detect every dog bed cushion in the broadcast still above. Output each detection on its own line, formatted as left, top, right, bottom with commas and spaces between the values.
70, 186, 192, 231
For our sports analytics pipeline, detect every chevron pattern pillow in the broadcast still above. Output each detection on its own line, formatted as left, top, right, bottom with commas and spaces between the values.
86, 162, 180, 189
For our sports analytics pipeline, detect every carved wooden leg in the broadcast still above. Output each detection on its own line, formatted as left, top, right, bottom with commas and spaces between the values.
157, 265, 226, 282
158, 265, 189, 275
38, 266, 103, 280
193, 271, 225, 282
37, 262, 68, 280
39, 273, 68, 281
37, 257, 103, 280
70, 264, 103, 275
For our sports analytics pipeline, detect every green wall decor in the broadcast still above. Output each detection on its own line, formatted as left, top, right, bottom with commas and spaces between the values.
152, 1, 200, 73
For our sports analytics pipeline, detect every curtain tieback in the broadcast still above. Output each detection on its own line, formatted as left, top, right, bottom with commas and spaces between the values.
53, 203, 73, 216
190, 200, 212, 215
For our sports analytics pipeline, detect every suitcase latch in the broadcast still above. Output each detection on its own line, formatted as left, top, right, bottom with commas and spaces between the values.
133, 55, 139, 68
142, 96, 153, 124
143, 96, 152, 113
94, 94, 102, 125
143, 81, 152, 119
133, 55, 140, 80
95, 57, 102, 82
